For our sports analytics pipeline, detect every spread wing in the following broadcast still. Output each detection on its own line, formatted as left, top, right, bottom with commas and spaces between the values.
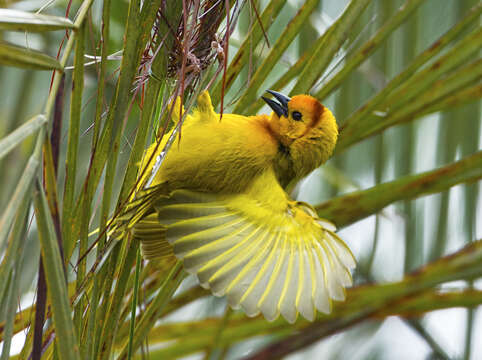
153, 189, 355, 323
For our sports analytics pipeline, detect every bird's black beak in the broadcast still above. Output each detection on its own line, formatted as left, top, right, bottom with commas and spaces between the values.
262, 90, 291, 118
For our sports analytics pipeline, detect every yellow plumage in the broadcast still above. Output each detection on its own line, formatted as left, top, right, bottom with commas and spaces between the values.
119, 90, 355, 323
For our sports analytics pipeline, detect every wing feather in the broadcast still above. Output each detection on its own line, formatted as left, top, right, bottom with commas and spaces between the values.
171, 218, 248, 257
166, 213, 240, 239
197, 226, 262, 293
313, 245, 331, 313
297, 240, 315, 321
151, 187, 355, 323
278, 239, 298, 323
182, 222, 254, 272
324, 235, 353, 287
208, 227, 269, 297
156, 203, 227, 224
257, 233, 287, 321
225, 230, 275, 308
235, 232, 281, 316
318, 241, 345, 301
328, 231, 356, 270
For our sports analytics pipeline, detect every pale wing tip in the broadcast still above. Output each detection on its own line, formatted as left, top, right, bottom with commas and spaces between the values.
263, 309, 280, 322
259, 301, 280, 323
279, 300, 299, 324
315, 296, 332, 314
199, 279, 210, 290
244, 308, 260, 318
281, 309, 298, 324
299, 306, 315, 322
317, 218, 337, 232
230, 302, 241, 310
326, 231, 356, 270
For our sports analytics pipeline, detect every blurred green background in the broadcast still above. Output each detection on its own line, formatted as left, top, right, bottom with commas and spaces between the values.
0, 0, 480, 359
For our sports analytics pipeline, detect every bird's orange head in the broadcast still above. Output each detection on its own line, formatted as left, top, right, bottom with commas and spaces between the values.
262, 90, 338, 181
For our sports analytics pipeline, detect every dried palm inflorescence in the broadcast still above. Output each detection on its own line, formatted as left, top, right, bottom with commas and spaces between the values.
168, 1, 226, 78
136, 0, 241, 94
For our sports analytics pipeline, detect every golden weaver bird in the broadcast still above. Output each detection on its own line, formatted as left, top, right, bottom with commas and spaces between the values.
119, 90, 355, 323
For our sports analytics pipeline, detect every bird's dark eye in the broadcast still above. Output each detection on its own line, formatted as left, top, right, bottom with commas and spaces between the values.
292, 111, 302, 121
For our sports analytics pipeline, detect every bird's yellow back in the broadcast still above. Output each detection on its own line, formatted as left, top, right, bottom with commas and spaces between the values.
140, 91, 338, 194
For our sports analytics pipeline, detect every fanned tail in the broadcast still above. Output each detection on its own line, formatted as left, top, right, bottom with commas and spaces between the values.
109, 186, 172, 257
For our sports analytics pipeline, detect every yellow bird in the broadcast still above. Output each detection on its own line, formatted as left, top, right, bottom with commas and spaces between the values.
119, 90, 355, 323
